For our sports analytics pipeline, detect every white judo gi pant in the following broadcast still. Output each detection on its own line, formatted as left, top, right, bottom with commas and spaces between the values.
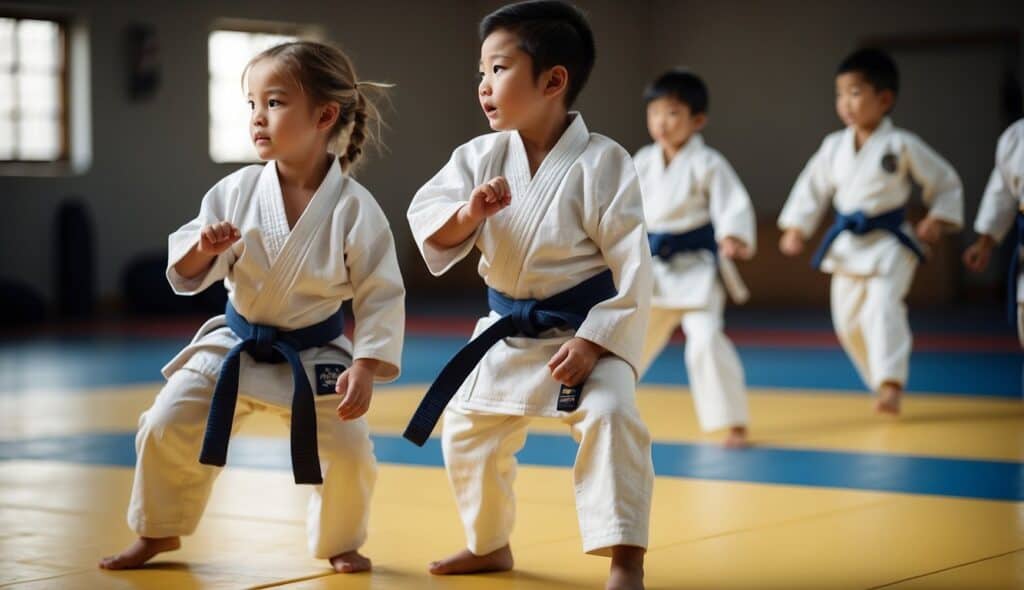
639, 283, 749, 432
127, 368, 376, 559
441, 360, 653, 557
829, 256, 917, 392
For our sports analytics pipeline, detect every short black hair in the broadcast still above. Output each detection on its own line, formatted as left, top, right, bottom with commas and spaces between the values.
479, 0, 596, 107
643, 69, 708, 115
836, 48, 899, 96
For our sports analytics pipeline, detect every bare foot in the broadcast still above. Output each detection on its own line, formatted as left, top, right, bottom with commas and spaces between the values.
429, 545, 514, 575
874, 382, 903, 416
98, 536, 181, 570
330, 550, 372, 573
723, 426, 749, 449
608, 545, 645, 590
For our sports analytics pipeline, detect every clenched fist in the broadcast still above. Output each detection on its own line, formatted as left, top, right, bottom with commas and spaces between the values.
548, 337, 605, 387
963, 235, 996, 273
198, 221, 241, 255
463, 176, 512, 222
779, 228, 805, 257
719, 236, 752, 260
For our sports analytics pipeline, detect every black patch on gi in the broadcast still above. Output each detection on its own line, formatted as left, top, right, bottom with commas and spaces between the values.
315, 363, 346, 395
557, 383, 582, 412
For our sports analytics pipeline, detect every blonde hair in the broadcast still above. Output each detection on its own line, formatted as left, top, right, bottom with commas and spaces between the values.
243, 40, 391, 173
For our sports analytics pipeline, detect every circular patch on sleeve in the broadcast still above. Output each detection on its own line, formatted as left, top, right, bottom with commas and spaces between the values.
880, 152, 898, 173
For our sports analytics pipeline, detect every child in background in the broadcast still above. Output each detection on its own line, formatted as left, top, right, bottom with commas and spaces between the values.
778, 48, 963, 415
964, 118, 1024, 343
633, 69, 756, 448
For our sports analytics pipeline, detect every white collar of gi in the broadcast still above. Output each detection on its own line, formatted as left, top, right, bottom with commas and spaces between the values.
256, 156, 344, 258
508, 111, 590, 186
661, 133, 703, 168
846, 116, 894, 141
511, 112, 589, 157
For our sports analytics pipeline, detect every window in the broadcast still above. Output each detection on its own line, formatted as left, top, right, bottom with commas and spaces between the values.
209, 27, 307, 163
0, 16, 68, 162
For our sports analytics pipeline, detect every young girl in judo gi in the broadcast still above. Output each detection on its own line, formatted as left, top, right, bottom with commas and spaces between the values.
964, 118, 1024, 344
405, 1, 653, 588
778, 48, 963, 415
99, 40, 405, 573
633, 69, 756, 448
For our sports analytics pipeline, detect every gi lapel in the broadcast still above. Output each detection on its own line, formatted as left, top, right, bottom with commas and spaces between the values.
249, 158, 346, 318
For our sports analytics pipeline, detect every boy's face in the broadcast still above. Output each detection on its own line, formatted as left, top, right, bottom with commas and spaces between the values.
835, 71, 893, 130
478, 29, 556, 131
646, 96, 705, 151
247, 58, 324, 161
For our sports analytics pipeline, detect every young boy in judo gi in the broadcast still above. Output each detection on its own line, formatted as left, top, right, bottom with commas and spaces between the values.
964, 118, 1024, 344
405, 1, 654, 588
778, 48, 963, 415
99, 41, 405, 573
633, 69, 756, 448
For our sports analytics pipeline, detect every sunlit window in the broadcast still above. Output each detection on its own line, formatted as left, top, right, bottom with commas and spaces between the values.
0, 17, 67, 162
208, 29, 299, 163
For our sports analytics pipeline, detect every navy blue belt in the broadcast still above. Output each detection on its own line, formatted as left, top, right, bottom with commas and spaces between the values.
811, 207, 924, 269
199, 302, 344, 484
403, 269, 618, 446
648, 223, 717, 261
1007, 213, 1024, 325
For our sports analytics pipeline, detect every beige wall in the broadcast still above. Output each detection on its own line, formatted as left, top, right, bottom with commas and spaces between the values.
648, 0, 1023, 211
646, 0, 1023, 304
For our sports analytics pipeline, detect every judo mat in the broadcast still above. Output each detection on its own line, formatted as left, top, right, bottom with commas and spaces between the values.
1, 311, 1021, 589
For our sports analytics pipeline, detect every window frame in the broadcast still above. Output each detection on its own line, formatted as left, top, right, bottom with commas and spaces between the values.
0, 11, 71, 165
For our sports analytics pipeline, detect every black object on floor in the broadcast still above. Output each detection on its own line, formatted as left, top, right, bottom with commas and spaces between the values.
0, 278, 46, 328
55, 199, 96, 319
121, 252, 227, 316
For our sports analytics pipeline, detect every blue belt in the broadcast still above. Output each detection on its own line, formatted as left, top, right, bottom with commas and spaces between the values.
648, 223, 717, 261
403, 269, 618, 446
810, 207, 924, 269
199, 302, 344, 484
1007, 213, 1024, 325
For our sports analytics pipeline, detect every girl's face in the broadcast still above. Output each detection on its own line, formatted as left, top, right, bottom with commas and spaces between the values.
477, 29, 553, 131
835, 71, 892, 130
646, 96, 705, 152
246, 58, 328, 162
